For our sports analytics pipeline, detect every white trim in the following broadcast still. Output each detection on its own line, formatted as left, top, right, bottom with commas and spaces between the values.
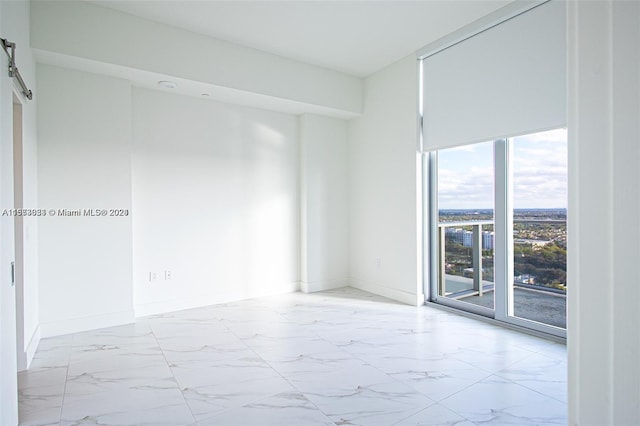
349, 281, 423, 306
16, 326, 34, 372
12, 91, 26, 375
416, 58, 426, 303
420, 152, 429, 302
301, 279, 347, 294
135, 282, 300, 317
427, 152, 438, 302
493, 139, 512, 321
136, 298, 224, 318
415, 151, 425, 303
40, 310, 135, 338
23, 325, 40, 370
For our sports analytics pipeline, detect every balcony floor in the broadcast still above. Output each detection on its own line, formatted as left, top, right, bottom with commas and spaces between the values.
444, 275, 566, 328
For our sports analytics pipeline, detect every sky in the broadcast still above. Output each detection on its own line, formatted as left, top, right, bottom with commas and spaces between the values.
437, 128, 568, 210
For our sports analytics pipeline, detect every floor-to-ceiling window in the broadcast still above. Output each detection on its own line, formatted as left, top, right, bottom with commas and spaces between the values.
419, 0, 566, 337
428, 130, 567, 336
510, 130, 567, 329
434, 141, 495, 313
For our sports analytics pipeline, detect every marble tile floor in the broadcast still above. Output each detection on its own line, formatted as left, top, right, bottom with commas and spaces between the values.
18, 287, 567, 426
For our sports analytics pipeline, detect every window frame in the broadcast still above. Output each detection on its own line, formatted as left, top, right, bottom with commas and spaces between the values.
424, 137, 567, 339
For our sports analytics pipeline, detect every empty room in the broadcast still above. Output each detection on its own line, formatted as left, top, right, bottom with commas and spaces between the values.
0, 0, 638, 425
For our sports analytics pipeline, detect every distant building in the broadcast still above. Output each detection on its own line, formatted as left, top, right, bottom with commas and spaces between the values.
445, 228, 494, 250
482, 231, 494, 250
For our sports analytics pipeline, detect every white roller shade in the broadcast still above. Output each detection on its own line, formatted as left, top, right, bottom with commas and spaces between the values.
421, 0, 566, 151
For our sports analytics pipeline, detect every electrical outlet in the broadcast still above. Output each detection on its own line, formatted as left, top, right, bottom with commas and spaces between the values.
165, 270, 172, 280
149, 272, 158, 282
376, 258, 382, 268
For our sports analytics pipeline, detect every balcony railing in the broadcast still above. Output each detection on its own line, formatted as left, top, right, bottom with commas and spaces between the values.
437, 220, 566, 328
438, 220, 493, 299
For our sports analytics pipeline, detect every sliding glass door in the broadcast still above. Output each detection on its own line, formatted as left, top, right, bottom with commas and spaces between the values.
432, 141, 495, 316
428, 129, 567, 337
510, 130, 567, 329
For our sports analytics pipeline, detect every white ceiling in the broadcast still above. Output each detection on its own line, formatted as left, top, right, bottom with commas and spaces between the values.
88, 0, 512, 77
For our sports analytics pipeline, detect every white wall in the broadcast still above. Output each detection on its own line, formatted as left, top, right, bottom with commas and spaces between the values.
37, 65, 134, 337
300, 114, 349, 293
568, 1, 640, 424
347, 55, 422, 305
0, 0, 38, 423
35, 67, 304, 327
132, 88, 299, 316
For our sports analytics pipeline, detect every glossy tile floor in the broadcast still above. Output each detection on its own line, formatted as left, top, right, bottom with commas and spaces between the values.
19, 288, 567, 425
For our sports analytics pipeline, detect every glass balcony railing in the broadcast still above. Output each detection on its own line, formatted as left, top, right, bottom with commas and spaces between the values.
437, 220, 566, 328
438, 220, 494, 301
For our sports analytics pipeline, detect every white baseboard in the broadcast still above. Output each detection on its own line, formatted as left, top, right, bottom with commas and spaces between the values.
135, 297, 220, 318
17, 326, 41, 372
135, 282, 300, 317
349, 280, 423, 306
24, 325, 41, 369
40, 310, 135, 338
301, 278, 347, 293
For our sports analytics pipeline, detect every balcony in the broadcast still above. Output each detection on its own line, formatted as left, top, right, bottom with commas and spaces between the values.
438, 221, 566, 329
